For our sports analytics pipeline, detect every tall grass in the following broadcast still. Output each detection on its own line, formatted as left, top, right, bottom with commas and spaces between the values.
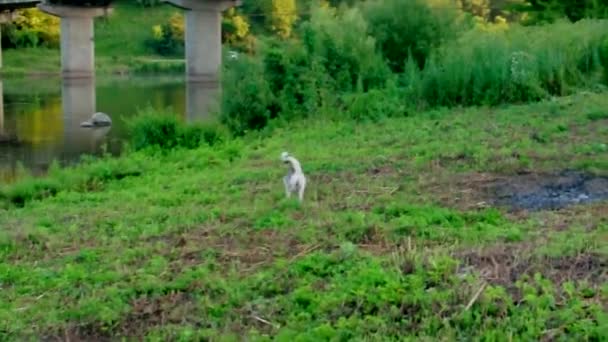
405, 19, 608, 107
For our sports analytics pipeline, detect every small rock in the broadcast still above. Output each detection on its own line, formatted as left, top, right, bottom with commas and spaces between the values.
91, 112, 112, 126
81, 112, 112, 128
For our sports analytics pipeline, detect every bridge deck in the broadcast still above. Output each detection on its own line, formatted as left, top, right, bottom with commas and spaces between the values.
0, 0, 41, 11
0, 1, 114, 11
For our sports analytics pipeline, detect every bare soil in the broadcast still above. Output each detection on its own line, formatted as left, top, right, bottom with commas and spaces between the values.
431, 170, 608, 212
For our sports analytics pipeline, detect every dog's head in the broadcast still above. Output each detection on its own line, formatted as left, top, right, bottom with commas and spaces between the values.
280, 151, 290, 163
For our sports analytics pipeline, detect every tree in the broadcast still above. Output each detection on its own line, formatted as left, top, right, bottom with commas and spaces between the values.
268, 0, 298, 39
510, 0, 608, 24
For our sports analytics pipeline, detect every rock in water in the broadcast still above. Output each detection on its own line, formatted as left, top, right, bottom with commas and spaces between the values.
91, 112, 112, 126
81, 112, 112, 127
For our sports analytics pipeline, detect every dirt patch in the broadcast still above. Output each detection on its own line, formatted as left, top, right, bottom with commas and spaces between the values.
122, 291, 199, 334
491, 170, 608, 211
431, 170, 608, 212
40, 291, 199, 341
456, 244, 608, 298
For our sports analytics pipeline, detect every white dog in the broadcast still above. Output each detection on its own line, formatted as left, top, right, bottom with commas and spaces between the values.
281, 151, 306, 202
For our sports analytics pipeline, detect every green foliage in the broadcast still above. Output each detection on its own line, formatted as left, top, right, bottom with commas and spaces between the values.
127, 109, 228, 151
302, 5, 390, 91
222, 8, 255, 52
221, 5, 391, 134
405, 19, 608, 107
361, 0, 466, 71
1, 92, 607, 338
267, 0, 298, 38
2, 9, 60, 49
513, 0, 608, 24
0, 156, 145, 207
145, 12, 184, 56
220, 55, 275, 135
587, 110, 608, 121
344, 80, 407, 121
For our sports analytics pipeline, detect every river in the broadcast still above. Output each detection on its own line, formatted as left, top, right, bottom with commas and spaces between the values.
0, 75, 221, 183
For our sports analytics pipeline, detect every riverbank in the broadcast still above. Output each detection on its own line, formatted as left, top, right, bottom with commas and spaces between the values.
0, 1, 186, 77
1, 91, 607, 339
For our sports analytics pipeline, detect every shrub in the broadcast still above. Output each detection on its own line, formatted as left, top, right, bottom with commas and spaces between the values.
222, 8, 255, 52
220, 55, 275, 136
146, 12, 184, 56
301, 5, 390, 92
127, 109, 228, 150
2, 9, 60, 49
361, 0, 467, 72
221, 5, 392, 134
344, 80, 407, 121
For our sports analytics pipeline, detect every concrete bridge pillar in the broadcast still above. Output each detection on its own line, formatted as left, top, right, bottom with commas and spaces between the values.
38, 3, 112, 79
166, 0, 241, 83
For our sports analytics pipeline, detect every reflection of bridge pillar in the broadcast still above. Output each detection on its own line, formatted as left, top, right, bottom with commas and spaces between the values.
186, 81, 220, 122
38, 4, 112, 79
165, 0, 241, 83
61, 78, 110, 156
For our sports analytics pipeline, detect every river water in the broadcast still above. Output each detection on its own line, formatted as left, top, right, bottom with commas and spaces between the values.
0, 75, 221, 183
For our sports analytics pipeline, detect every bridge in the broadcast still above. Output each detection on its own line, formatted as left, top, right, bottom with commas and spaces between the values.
0, 0, 241, 83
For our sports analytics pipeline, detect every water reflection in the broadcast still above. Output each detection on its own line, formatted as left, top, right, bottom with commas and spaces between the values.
186, 82, 220, 123
62, 78, 112, 157
0, 75, 221, 183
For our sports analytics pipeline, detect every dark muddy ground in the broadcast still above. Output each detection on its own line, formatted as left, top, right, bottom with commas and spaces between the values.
489, 170, 608, 211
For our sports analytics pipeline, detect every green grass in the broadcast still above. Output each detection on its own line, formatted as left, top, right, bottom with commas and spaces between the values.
0, 92, 607, 339
1, 1, 182, 77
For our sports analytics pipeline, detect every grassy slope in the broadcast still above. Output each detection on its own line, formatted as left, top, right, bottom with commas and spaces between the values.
1, 1, 184, 77
1, 92, 607, 339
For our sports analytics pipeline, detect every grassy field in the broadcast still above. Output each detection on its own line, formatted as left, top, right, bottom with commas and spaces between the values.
1, 1, 185, 77
0, 90, 607, 339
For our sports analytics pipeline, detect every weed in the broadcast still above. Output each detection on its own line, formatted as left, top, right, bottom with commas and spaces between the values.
1, 92, 607, 339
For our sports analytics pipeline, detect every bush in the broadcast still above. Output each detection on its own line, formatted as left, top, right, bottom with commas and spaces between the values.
127, 109, 228, 150
2, 9, 60, 49
344, 80, 407, 121
222, 8, 256, 52
220, 55, 275, 136
404, 19, 608, 107
301, 5, 390, 92
221, 5, 392, 135
146, 12, 184, 56
361, 0, 466, 72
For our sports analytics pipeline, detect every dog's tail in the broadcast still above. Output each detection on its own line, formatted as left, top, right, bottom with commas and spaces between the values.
282, 152, 303, 174
287, 156, 303, 174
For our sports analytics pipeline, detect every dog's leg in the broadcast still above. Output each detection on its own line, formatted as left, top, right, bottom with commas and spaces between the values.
283, 176, 291, 198
298, 177, 306, 202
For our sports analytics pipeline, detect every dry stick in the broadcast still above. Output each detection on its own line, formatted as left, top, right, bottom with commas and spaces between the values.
289, 244, 321, 263
252, 315, 274, 327
465, 282, 488, 311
